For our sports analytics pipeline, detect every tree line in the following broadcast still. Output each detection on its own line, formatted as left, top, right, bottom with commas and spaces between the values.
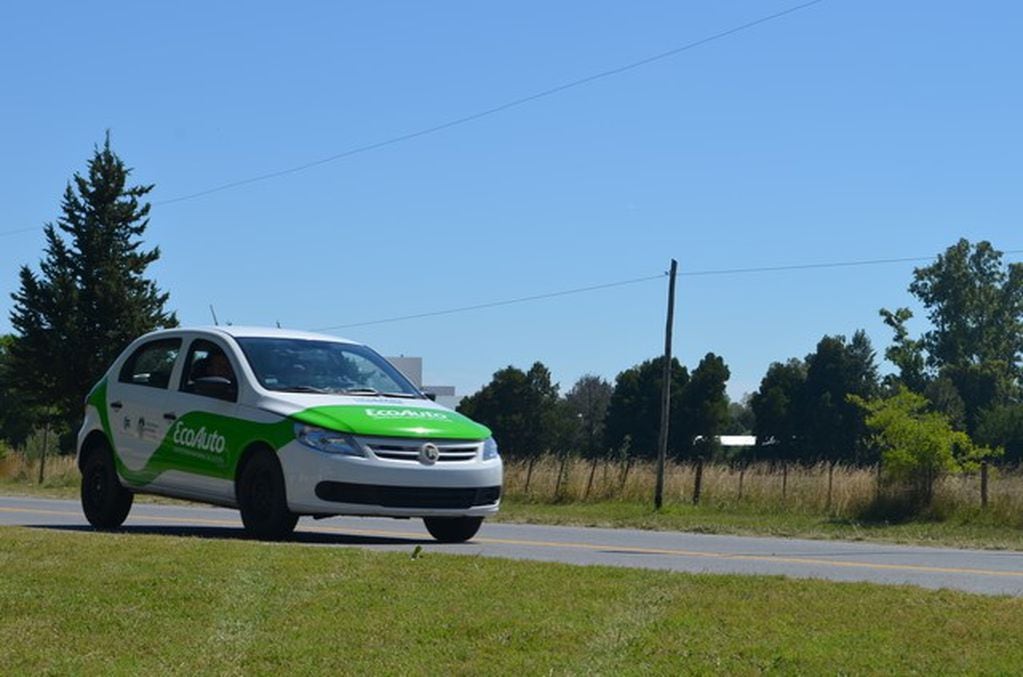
456, 353, 735, 465
454, 238, 1023, 506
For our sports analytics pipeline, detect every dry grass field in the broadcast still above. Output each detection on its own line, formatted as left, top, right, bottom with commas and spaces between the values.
0, 451, 78, 494
502, 454, 1023, 526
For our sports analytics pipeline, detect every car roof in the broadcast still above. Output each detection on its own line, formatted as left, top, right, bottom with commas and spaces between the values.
145, 326, 360, 345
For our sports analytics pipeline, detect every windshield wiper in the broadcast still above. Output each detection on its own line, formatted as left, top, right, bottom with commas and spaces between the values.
334, 388, 418, 398
275, 385, 329, 393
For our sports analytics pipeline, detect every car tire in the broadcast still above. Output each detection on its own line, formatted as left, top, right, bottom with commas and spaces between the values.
80, 443, 133, 529
237, 449, 298, 540
423, 516, 484, 543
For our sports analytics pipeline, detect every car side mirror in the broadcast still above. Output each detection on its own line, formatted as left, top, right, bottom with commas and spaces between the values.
193, 376, 237, 401
423, 391, 437, 401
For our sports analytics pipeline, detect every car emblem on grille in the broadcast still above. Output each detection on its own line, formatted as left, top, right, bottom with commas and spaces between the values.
419, 443, 440, 465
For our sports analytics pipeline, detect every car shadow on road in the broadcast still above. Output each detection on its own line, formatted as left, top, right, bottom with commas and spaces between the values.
25, 523, 431, 546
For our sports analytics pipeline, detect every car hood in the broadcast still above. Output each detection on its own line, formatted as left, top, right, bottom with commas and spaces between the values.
255, 394, 491, 440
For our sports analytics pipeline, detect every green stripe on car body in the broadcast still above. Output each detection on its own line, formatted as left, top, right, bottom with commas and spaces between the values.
87, 384, 488, 487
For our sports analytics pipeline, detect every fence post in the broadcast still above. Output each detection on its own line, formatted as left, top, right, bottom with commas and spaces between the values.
619, 458, 632, 494
737, 464, 745, 501
826, 461, 835, 511
37, 425, 50, 485
875, 461, 883, 500
584, 457, 599, 500
781, 462, 788, 500
554, 452, 569, 499
692, 457, 704, 505
981, 460, 989, 509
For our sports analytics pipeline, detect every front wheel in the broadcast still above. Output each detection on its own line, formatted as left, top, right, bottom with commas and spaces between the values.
81, 444, 133, 529
423, 516, 484, 543
237, 449, 298, 540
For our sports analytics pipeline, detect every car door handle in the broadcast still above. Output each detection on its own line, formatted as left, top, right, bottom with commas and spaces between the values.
110, 401, 123, 410
163, 412, 177, 421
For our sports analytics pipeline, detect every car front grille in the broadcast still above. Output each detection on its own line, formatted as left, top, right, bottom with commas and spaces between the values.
359, 437, 481, 463
315, 482, 501, 509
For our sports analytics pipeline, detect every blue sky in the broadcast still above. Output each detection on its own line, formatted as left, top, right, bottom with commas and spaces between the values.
2, 1, 1021, 399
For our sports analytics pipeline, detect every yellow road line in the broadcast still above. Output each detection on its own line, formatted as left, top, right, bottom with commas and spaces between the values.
3, 504, 1022, 580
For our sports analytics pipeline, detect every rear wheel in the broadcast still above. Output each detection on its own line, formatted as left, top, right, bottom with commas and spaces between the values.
80, 443, 133, 529
423, 516, 484, 543
237, 449, 298, 540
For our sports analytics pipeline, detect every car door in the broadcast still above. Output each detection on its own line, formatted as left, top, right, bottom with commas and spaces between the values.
156, 336, 242, 503
104, 337, 183, 480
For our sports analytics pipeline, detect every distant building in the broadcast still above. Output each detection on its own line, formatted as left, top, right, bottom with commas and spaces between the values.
718, 435, 757, 448
385, 356, 461, 410
694, 435, 757, 448
387, 356, 423, 389
423, 385, 460, 410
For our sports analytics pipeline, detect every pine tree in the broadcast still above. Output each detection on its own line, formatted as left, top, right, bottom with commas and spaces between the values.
8, 134, 176, 443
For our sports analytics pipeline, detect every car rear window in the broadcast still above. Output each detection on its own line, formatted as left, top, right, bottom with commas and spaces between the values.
118, 338, 182, 389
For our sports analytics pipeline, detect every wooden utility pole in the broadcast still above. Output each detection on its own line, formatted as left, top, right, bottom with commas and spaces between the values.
654, 259, 678, 510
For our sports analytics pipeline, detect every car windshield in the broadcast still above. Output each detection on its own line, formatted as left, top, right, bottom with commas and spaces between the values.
235, 337, 420, 397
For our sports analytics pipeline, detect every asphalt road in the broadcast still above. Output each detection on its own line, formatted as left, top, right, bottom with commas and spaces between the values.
3, 495, 1023, 596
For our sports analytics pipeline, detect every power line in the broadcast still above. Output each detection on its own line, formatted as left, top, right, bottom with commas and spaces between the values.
0, 226, 44, 240
312, 274, 665, 331
155, 0, 827, 206
312, 249, 1023, 332
676, 251, 1023, 277
0, 0, 826, 238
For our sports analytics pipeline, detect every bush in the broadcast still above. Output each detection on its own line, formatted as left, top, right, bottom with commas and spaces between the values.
851, 387, 999, 506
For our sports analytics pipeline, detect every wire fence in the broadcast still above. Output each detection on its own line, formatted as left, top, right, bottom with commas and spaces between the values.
502, 455, 1023, 523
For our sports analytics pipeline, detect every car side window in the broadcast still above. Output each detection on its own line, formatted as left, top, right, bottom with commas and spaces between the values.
118, 339, 182, 389
180, 339, 238, 402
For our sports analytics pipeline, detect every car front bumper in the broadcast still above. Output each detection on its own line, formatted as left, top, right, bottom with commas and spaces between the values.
277, 440, 503, 517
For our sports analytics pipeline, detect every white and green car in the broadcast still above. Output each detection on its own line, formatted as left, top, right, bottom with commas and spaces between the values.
76, 326, 501, 542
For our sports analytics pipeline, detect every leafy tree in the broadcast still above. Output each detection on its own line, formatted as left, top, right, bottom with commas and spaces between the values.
724, 396, 755, 435
750, 359, 807, 459
881, 239, 1023, 434
976, 404, 1023, 466
457, 362, 560, 461
941, 362, 1013, 434
547, 398, 581, 455
752, 333, 878, 464
0, 334, 39, 447
604, 357, 689, 459
679, 352, 731, 458
852, 388, 996, 504
879, 307, 927, 392
563, 374, 612, 458
923, 376, 967, 431
801, 332, 879, 464
910, 239, 1023, 373
8, 136, 176, 442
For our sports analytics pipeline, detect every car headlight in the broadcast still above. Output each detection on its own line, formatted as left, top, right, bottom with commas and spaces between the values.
294, 424, 364, 456
482, 437, 499, 460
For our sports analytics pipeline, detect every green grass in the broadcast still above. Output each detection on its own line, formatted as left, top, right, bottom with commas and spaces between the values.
2, 527, 1023, 674
495, 499, 1023, 551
